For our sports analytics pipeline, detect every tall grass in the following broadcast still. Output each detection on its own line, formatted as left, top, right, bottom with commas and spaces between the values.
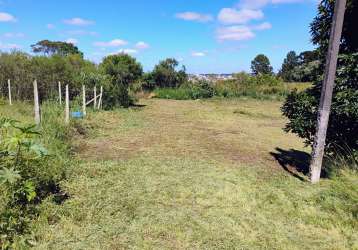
153, 74, 311, 101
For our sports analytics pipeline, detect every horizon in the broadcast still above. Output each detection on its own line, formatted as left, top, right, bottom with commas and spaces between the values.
0, 0, 318, 74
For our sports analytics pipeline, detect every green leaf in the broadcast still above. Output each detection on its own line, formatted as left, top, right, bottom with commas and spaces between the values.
0, 167, 22, 185
30, 144, 49, 157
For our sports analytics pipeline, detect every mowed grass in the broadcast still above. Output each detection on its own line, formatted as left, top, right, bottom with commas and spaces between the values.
2, 98, 356, 249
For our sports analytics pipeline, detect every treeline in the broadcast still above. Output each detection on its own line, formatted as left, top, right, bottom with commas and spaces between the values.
278, 50, 320, 82
0, 40, 191, 108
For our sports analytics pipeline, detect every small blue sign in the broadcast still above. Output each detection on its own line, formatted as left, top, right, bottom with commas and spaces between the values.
71, 111, 84, 118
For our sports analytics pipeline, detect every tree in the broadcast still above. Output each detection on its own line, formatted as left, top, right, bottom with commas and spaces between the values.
251, 54, 273, 75
31, 40, 83, 57
152, 58, 187, 88
282, 0, 358, 161
279, 51, 299, 81
298, 50, 319, 64
100, 53, 143, 108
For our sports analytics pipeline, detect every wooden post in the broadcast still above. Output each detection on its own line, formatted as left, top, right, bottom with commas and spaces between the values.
65, 84, 70, 124
58, 81, 62, 105
33, 80, 41, 125
82, 85, 86, 116
7, 79, 12, 105
94, 86, 97, 109
97, 86, 103, 109
100, 86, 103, 109
309, 0, 347, 184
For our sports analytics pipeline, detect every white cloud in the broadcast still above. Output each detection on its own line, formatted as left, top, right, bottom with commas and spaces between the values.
191, 52, 206, 57
63, 17, 94, 26
66, 38, 78, 45
218, 8, 263, 24
0, 12, 16, 22
217, 25, 255, 41
0, 42, 21, 49
135, 41, 150, 49
94, 39, 128, 47
252, 22, 272, 30
175, 12, 213, 22
3, 32, 25, 38
118, 49, 138, 54
47, 23, 55, 29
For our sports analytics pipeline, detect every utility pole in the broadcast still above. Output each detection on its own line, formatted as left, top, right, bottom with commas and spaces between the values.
310, 0, 347, 184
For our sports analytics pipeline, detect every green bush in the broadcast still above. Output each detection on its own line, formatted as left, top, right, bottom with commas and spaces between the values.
154, 74, 290, 101
282, 53, 358, 156
0, 103, 71, 249
100, 54, 143, 108
154, 80, 214, 100
282, 0, 358, 159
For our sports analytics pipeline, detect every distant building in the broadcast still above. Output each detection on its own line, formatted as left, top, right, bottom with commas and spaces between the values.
188, 74, 233, 82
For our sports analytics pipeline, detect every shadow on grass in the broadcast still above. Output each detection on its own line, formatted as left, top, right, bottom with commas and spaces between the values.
130, 103, 147, 110
270, 148, 312, 181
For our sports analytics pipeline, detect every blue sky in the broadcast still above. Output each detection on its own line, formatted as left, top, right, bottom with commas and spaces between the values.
0, 0, 318, 73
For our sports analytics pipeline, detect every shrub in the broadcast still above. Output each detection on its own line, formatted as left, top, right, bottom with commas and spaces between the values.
282, 53, 358, 156
154, 80, 214, 100
282, 0, 358, 158
151, 58, 187, 88
100, 54, 143, 108
0, 103, 71, 248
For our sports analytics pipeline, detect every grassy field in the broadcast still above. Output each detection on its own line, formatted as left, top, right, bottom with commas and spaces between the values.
1, 98, 357, 249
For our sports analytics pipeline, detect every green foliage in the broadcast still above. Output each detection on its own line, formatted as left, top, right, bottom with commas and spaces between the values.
283, 53, 358, 156
251, 54, 273, 75
31, 40, 83, 57
279, 50, 319, 82
100, 54, 143, 108
154, 80, 214, 100
0, 51, 98, 101
279, 51, 299, 81
154, 73, 290, 101
151, 58, 187, 88
0, 103, 72, 249
283, 0, 358, 159
311, 0, 357, 55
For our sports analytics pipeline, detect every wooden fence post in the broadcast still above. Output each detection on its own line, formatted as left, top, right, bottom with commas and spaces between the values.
33, 80, 41, 125
97, 86, 103, 109
82, 85, 86, 116
94, 86, 97, 109
58, 81, 62, 105
8, 79, 12, 105
65, 84, 70, 124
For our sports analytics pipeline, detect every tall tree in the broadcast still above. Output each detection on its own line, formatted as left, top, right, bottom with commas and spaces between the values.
100, 53, 143, 108
152, 58, 187, 88
251, 54, 273, 75
31, 40, 83, 57
279, 51, 299, 81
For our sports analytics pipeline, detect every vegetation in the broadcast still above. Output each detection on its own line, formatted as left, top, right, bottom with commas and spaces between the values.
99, 54, 143, 108
31, 40, 84, 57
0, 50, 96, 101
0, 102, 73, 248
251, 54, 273, 75
282, 0, 358, 158
154, 73, 304, 101
144, 58, 187, 89
279, 50, 320, 82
